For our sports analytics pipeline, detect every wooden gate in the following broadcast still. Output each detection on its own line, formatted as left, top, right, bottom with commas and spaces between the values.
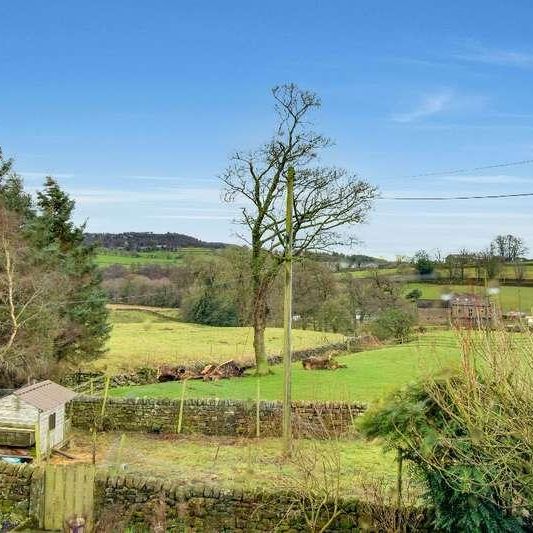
41, 464, 95, 531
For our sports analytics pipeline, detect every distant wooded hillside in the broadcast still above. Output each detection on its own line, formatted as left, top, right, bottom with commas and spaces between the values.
85, 232, 227, 251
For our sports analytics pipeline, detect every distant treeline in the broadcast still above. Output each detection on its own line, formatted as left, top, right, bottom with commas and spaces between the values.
100, 249, 411, 337
85, 231, 227, 251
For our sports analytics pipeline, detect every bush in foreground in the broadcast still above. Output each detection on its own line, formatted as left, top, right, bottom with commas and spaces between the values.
360, 329, 532, 532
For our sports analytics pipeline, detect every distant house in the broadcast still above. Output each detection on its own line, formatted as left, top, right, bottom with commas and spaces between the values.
0, 380, 76, 456
416, 293, 496, 327
449, 293, 495, 326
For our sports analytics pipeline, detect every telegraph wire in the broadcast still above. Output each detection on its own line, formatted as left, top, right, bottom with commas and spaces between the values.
375, 158, 533, 181
381, 192, 533, 201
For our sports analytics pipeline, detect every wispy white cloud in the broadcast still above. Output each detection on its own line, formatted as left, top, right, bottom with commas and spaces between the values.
455, 42, 533, 68
20, 171, 75, 180
392, 91, 453, 123
146, 214, 234, 220
67, 186, 221, 206
127, 175, 215, 182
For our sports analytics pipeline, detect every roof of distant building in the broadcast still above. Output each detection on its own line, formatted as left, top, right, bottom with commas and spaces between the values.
450, 293, 489, 306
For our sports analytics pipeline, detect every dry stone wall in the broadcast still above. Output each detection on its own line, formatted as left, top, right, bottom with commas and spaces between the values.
0, 463, 430, 531
69, 397, 366, 437
0, 462, 39, 524
94, 471, 361, 531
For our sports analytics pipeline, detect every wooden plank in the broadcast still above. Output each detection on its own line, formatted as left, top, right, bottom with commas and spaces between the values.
73, 465, 83, 521
85, 465, 95, 531
54, 466, 65, 530
42, 464, 95, 532
65, 465, 76, 524
43, 465, 55, 529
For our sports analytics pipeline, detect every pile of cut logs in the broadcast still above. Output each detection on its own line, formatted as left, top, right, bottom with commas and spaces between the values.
302, 355, 346, 370
157, 360, 245, 382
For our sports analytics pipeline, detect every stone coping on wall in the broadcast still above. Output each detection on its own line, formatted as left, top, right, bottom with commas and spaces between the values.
73, 395, 366, 409
69, 396, 367, 438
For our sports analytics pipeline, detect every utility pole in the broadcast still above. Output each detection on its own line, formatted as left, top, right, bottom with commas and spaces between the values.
282, 166, 295, 456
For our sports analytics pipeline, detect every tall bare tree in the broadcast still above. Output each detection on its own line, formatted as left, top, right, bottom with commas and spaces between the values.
491, 234, 527, 262
222, 84, 377, 374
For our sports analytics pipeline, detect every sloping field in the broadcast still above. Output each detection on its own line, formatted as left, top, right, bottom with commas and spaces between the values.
405, 282, 533, 311
95, 248, 216, 266
98, 308, 344, 372
110, 332, 461, 403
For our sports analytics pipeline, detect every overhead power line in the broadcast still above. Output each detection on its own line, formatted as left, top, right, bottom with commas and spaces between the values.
381, 192, 533, 201
376, 158, 533, 180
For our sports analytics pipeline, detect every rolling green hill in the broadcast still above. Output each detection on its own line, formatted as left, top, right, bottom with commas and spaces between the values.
96, 308, 344, 372
95, 247, 218, 266
110, 331, 462, 403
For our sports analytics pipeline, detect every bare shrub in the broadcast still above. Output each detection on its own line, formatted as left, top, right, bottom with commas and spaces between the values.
357, 475, 425, 532
144, 494, 167, 532
277, 438, 347, 532
94, 503, 134, 532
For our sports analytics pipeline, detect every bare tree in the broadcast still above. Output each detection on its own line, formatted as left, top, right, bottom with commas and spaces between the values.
341, 272, 403, 328
491, 234, 527, 262
478, 247, 502, 280
456, 248, 472, 281
222, 84, 376, 374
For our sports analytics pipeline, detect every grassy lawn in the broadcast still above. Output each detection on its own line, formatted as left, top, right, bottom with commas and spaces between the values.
57, 431, 398, 495
98, 309, 344, 372
110, 332, 460, 403
405, 282, 533, 312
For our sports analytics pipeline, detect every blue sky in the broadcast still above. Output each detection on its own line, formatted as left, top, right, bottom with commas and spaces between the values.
1, 1, 532, 258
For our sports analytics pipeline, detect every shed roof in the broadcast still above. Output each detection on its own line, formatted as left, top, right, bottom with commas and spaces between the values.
13, 380, 76, 411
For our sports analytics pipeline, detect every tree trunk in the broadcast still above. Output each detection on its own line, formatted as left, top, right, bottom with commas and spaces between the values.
251, 239, 274, 376
253, 294, 269, 375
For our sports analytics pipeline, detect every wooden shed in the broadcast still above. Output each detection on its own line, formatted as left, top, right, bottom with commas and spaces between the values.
0, 380, 76, 456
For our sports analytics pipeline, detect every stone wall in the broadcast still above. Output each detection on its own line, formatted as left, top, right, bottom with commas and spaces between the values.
94, 471, 362, 531
0, 463, 429, 531
0, 462, 39, 522
70, 397, 366, 438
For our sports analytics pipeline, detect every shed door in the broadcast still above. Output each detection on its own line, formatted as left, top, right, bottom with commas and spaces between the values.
42, 464, 95, 531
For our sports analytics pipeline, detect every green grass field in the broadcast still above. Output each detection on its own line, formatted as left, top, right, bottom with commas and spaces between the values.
346, 267, 408, 278
98, 308, 344, 372
64, 431, 399, 494
342, 263, 533, 281
404, 282, 533, 312
95, 248, 216, 266
436, 262, 533, 281
108, 305, 182, 322
110, 331, 460, 403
